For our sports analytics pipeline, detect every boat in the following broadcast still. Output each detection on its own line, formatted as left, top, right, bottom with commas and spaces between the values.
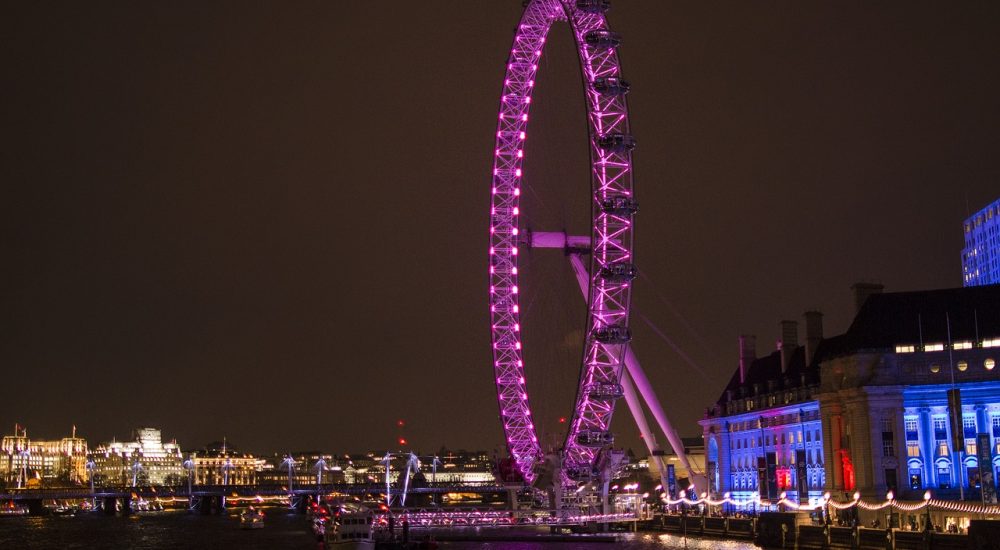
0, 505, 28, 517
324, 504, 376, 549
312, 517, 328, 541
52, 505, 77, 517
240, 507, 265, 530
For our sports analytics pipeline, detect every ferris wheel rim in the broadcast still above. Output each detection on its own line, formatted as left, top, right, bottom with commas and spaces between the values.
488, 0, 636, 485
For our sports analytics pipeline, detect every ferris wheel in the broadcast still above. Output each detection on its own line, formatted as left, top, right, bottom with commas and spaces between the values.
488, 0, 700, 489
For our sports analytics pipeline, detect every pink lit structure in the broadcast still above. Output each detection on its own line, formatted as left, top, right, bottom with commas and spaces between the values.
489, 0, 699, 490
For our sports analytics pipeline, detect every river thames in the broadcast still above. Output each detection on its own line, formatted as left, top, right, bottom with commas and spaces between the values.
0, 509, 760, 549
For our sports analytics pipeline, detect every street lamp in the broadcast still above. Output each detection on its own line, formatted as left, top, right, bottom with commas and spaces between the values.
182, 457, 194, 496
222, 458, 234, 487
86, 460, 97, 508
314, 457, 328, 486
281, 455, 298, 495
18, 449, 30, 489
924, 490, 932, 531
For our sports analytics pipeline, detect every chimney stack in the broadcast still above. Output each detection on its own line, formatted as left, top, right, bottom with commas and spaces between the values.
803, 310, 824, 365
778, 320, 798, 373
738, 334, 756, 384
851, 282, 884, 314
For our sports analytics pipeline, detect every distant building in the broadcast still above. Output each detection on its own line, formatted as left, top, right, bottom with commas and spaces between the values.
258, 452, 337, 486
646, 436, 706, 489
425, 449, 496, 484
0, 426, 87, 487
90, 428, 184, 486
341, 453, 379, 485
963, 198, 1000, 286
190, 441, 265, 486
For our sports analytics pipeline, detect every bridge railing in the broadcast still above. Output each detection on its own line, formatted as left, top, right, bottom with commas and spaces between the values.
0, 482, 513, 500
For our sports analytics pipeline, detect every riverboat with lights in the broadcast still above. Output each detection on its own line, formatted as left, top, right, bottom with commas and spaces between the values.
324, 504, 375, 549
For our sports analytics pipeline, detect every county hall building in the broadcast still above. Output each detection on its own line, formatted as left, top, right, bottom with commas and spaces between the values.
701, 283, 1000, 515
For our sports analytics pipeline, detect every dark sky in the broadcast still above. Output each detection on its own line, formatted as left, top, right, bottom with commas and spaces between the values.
3, 1, 998, 456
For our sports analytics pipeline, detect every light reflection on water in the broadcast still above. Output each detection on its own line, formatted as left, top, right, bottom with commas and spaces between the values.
433, 530, 760, 549
0, 511, 759, 549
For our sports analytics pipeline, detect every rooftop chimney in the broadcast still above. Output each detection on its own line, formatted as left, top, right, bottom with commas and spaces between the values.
738, 334, 756, 384
778, 320, 798, 373
803, 310, 824, 365
851, 282, 884, 314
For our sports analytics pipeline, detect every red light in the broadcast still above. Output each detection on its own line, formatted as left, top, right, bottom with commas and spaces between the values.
397, 420, 405, 427
399, 438, 407, 446
559, 417, 566, 423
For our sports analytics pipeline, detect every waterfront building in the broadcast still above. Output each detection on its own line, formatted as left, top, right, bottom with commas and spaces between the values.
90, 428, 184, 486
701, 314, 827, 507
816, 284, 1000, 503
963, 198, 1000, 287
0, 426, 88, 487
342, 453, 379, 485
189, 441, 265, 486
425, 449, 497, 484
702, 283, 1000, 528
258, 452, 338, 486
646, 436, 706, 490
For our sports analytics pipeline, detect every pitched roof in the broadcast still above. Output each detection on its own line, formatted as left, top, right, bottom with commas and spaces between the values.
715, 345, 819, 406
711, 284, 1000, 407
820, 283, 1000, 359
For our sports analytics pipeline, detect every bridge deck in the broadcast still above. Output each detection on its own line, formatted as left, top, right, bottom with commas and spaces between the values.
0, 483, 509, 501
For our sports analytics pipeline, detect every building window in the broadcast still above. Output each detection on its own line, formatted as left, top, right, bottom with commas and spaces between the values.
907, 443, 920, 457
937, 441, 949, 457
895, 345, 916, 353
938, 464, 952, 489
925, 343, 945, 352
966, 440, 977, 455
882, 431, 895, 457
993, 416, 1000, 437
964, 415, 977, 438
881, 417, 894, 433
934, 417, 948, 440
905, 418, 919, 441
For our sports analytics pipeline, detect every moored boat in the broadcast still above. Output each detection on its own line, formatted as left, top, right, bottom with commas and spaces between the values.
324, 503, 375, 549
240, 507, 265, 529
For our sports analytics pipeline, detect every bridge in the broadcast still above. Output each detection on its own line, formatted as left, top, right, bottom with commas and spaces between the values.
0, 482, 643, 527
0, 481, 508, 501
0, 481, 515, 514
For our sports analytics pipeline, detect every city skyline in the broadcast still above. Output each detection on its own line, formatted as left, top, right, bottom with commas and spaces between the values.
4, 1, 1000, 455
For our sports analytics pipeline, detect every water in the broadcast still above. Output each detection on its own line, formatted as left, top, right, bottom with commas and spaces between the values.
0, 510, 760, 549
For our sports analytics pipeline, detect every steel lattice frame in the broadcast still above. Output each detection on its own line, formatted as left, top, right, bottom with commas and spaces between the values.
489, 0, 635, 484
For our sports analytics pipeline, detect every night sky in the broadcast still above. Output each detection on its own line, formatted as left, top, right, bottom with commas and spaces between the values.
4, 1, 998, 456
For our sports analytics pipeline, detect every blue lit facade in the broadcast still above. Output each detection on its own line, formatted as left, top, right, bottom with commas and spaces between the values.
963, 197, 1000, 287
702, 319, 828, 507
703, 284, 1000, 510
704, 399, 826, 506
902, 381, 1000, 495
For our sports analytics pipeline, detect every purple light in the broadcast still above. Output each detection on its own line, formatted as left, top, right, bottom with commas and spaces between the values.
489, 0, 636, 485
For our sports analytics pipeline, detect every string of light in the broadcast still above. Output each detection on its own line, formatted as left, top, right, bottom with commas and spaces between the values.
659, 489, 1000, 515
